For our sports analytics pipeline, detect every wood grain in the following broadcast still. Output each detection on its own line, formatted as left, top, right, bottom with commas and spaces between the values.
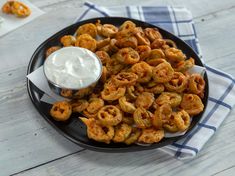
12, 109, 235, 176
0, 67, 83, 176
195, 6, 235, 76
0, 0, 234, 175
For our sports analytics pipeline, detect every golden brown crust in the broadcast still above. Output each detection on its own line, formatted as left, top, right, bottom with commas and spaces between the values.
50, 101, 72, 121
49, 20, 206, 145
2, 1, 31, 18
45, 46, 61, 58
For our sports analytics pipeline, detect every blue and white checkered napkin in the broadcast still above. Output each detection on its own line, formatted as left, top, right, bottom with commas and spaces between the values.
76, 2, 235, 159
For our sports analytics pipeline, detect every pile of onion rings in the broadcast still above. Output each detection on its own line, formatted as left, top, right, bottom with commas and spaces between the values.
48, 20, 205, 145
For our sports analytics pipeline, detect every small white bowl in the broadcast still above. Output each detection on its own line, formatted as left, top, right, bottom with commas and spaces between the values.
43, 47, 102, 98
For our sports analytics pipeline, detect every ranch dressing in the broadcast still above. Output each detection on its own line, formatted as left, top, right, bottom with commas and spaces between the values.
44, 47, 102, 89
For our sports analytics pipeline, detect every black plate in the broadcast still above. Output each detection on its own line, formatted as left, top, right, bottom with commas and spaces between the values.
27, 17, 209, 152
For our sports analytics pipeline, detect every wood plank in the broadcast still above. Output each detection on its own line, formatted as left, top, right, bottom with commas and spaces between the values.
194, 6, 235, 76
213, 166, 235, 176
13, 109, 235, 176
29, 0, 235, 20
0, 6, 83, 72
0, 67, 83, 176
30, 0, 73, 8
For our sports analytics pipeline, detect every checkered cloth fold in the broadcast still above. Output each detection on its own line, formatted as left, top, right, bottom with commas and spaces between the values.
76, 2, 235, 159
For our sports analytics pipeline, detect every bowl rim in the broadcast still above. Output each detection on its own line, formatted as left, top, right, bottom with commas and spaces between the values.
43, 46, 103, 91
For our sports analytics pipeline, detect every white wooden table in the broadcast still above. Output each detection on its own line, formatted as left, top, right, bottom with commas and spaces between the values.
1, 0, 235, 175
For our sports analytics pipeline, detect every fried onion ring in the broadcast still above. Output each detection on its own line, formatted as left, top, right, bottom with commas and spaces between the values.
131, 61, 152, 83
113, 72, 138, 86
146, 58, 166, 67
11, 1, 31, 17
144, 82, 165, 94
50, 101, 72, 121
95, 50, 111, 65
80, 117, 114, 144
101, 66, 108, 83
180, 94, 204, 116
152, 62, 174, 83
147, 49, 165, 60
138, 128, 164, 144
188, 73, 205, 97
45, 46, 61, 58
152, 104, 172, 129
155, 92, 182, 108
60, 35, 76, 47
174, 110, 191, 131
163, 113, 179, 133
2, 1, 12, 14
144, 28, 162, 42
74, 86, 93, 99
125, 128, 141, 145
116, 36, 138, 49
119, 21, 136, 31
122, 116, 134, 126
119, 96, 136, 114
135, 28, 150, 45
133, 107, 153, 128
135, 92, 154, 110
136, 45, 151, 61
101, 80, 126, 101
173, 57, 195, 72
60, 89, 73, 98
97, 105, 123, 126
75, 34, 97, 52
151, 38, 166, 49
70, 99, 89, 113
101, 24, 118, 38
96, 38, 111, 50
113, 123, 132, 142
106, 56, 125, 75
76, 23, 97, 38
165, 48, 186, 62
164, 72, 188, 93
86, 98, 104, 114
115, 47, 140, 64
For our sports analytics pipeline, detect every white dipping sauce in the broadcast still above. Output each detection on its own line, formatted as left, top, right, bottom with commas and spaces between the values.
44, 47, 102, 89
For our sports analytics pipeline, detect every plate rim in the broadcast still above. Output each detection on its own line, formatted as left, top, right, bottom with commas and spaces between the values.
26, 17, 209, 152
